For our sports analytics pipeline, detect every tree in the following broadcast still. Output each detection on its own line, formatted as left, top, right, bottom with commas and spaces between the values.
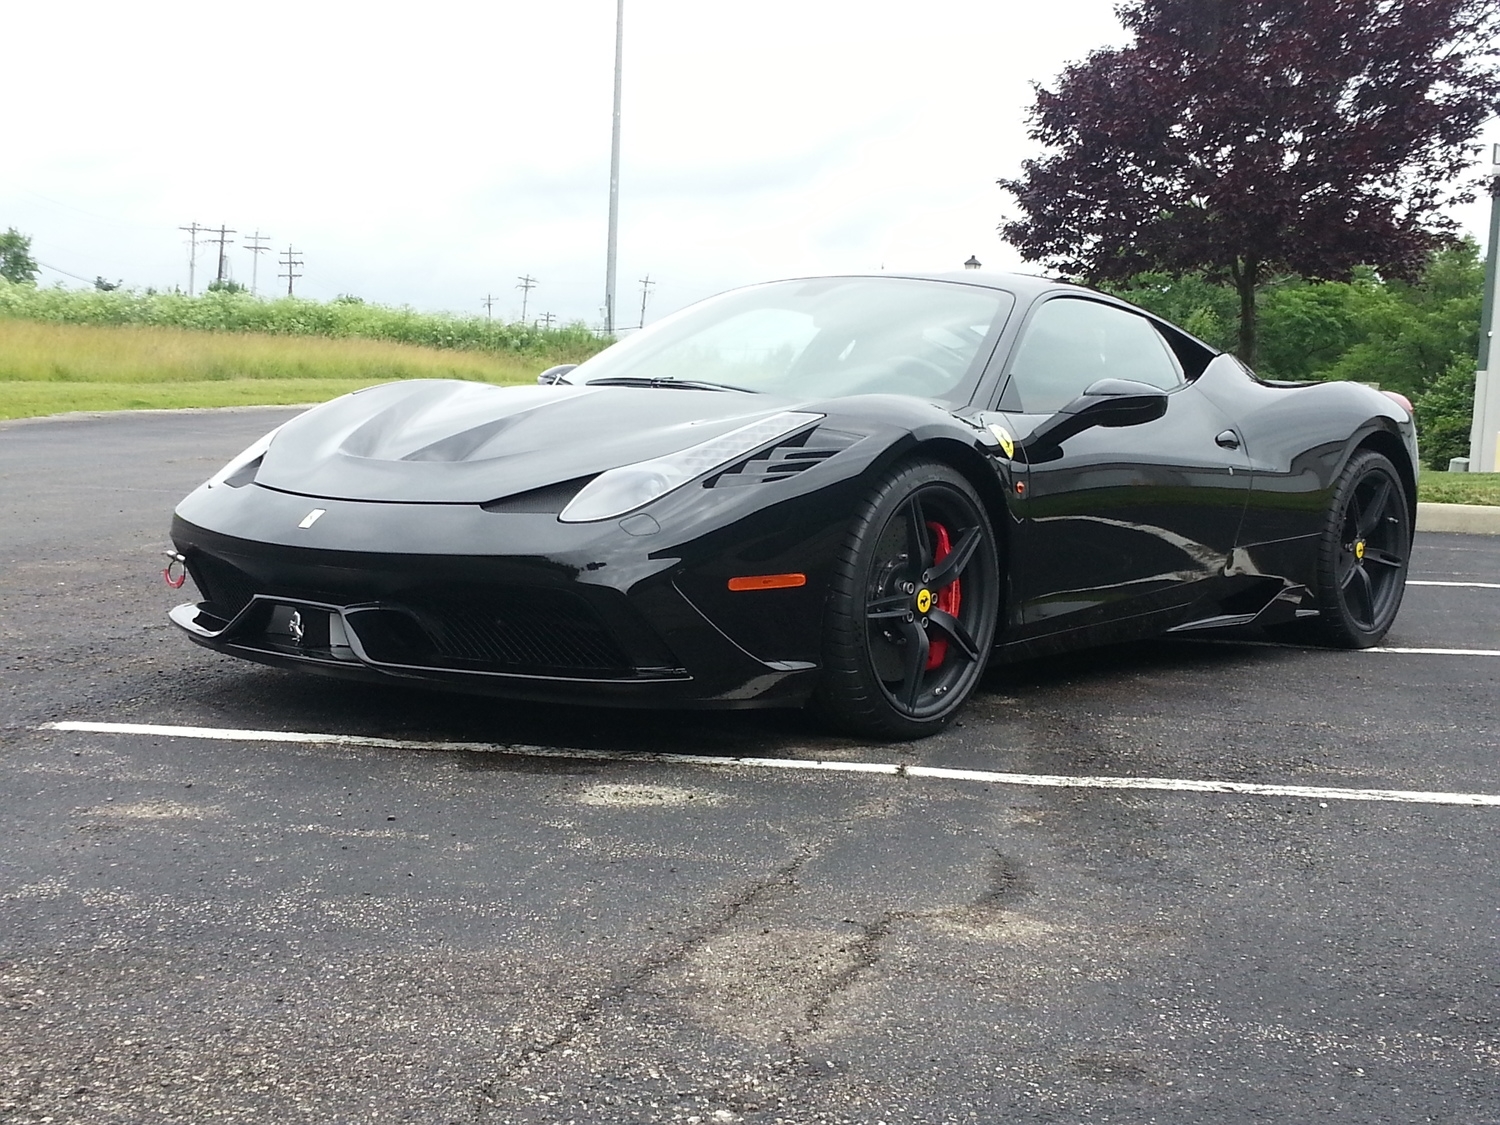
94, 276, 122, 291
998, 0, 1500, 366
0, 227, 39, 284
1414, 356, 1477, 468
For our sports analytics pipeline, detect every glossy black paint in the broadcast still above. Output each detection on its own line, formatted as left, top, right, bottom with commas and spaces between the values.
168, 272, 1417, 711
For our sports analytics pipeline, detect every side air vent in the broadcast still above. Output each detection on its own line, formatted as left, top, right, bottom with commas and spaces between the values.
709, 427, 861, 488
187, 553, 259, 619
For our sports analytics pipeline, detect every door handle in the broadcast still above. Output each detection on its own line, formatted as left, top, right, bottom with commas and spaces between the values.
1215, 429, 1241, 450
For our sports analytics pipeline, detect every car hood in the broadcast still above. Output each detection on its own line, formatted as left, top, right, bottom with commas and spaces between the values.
251, 379, 803, 504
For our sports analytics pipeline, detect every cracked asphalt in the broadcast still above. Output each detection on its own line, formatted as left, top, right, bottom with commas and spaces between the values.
1, 409, 1497, 1124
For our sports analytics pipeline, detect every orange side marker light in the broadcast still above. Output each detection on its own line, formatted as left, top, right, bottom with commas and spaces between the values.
727, 573, 807, 592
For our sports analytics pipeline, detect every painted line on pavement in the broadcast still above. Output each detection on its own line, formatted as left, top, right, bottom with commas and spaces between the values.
40, 721, 1500, 808
1407, 580, 1500, 589
1181, 637, 1500, 657
1368, 646, 1500, 657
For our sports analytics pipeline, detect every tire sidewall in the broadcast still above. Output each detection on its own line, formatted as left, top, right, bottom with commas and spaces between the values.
817, 459, 999, 739
1313, 449, 1411, 648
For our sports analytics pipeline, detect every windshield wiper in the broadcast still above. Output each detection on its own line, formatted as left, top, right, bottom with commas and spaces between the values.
585, 376, 758, 393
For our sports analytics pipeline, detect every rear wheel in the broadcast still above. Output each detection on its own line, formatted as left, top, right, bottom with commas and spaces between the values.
816, 460, 999, 739
1300, 449, 1412, 648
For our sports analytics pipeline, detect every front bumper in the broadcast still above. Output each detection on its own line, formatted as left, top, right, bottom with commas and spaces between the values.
168, 480, 833, 709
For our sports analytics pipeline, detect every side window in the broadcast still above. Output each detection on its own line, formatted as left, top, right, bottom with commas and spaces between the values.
1004, 298, 1183, 414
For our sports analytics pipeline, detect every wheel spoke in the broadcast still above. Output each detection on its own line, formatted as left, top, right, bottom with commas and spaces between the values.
923, 525, 981, 589
1362, 546, 1405, 570
896, 616, 929, 710
1358, 477, 1393, 537
905, 496, 933, 572
926, 608, 980, 664
1348, 565, 1375, 626
866, 592, 909, 620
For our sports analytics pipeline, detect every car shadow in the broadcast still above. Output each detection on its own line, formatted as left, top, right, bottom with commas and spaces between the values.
179, 632, 1292, 765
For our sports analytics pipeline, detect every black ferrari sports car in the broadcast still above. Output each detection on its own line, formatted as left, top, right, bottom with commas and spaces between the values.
167, 272, 1417, 738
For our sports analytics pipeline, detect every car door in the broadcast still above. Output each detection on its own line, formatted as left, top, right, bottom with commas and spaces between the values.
989, 296, 1251, 634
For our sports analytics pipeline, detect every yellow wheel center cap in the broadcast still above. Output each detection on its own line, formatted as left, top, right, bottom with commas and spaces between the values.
1355, 539, 1366, 561
916, 588, 933, 614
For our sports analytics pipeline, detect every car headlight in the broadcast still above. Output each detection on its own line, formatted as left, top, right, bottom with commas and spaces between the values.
558, 411, 824, 523
206, 425, 283, 488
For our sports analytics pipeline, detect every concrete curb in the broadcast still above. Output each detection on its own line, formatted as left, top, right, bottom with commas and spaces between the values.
1417, 502, 1500, 536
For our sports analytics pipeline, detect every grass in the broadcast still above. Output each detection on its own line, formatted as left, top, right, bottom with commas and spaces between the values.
0, 318, 552, 420
1418, 469, 1500, 506
0, 278, 605, 358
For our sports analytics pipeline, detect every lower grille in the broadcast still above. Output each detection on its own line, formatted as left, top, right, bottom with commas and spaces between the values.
421, 596, 630, 672
347, 591, 633, 675
189, 554, 258, 619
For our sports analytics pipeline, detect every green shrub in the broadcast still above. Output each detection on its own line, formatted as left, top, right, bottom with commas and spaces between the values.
0, 280, 606, 362
1413, 357, 1476, 470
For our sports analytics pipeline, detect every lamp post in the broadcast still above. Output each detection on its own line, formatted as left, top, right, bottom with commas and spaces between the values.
1469, 143, 1500, 472
963, 255, 982, 270
604, 0, 624, 337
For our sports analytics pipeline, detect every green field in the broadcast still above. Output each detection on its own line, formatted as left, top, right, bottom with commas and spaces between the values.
0, 318, 561, 419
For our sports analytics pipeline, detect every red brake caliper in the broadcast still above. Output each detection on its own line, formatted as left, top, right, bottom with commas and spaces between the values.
925, 522, 963, 670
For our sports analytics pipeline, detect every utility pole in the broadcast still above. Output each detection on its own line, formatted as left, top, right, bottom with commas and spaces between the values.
243, 230, 272, 296
637, 273, 654, 329
482, 294, 498, 320
204, 224, 237, 286
604, 0, 624, 336
517, 274, 537, 323
278, 245, 303, 296
179, 222, 205, 296
1470, 143, 1500, 473
539, 311, 556, 329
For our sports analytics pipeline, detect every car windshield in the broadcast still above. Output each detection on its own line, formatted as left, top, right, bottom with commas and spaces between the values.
572, 277, 1014, 403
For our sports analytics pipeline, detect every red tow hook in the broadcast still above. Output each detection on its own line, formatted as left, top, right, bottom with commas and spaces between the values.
162, 550, 187, 589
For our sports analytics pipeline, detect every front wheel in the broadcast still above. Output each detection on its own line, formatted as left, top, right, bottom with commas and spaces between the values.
816, 460, 1000, 740
1303, 449, 1412, 648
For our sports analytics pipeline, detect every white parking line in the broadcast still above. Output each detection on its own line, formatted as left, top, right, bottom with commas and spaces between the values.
1183, 637, 1500, 657
40, 721, 1500, 808
1369, 646, 1500, 657
1407, 580, 1500, 589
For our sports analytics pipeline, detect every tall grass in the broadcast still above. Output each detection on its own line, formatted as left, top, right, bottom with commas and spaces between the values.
0, 318, 562, 420
0, 279, 606, 361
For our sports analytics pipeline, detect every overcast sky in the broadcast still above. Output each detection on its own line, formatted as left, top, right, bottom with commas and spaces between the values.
6, 0, 1495, 329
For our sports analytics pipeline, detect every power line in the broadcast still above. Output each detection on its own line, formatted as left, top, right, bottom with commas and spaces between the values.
204, 224, 237, 286
243, 230, 272, 296
517, 274, 537, 323
179, 222, 206, 296
638, 273, 654, 329
278, 245, 303, 296
36, 259, 98, 285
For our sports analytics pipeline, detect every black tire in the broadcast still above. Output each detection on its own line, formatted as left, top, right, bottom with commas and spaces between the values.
1301, 449, 1412, 648
815, 459, 1000, 740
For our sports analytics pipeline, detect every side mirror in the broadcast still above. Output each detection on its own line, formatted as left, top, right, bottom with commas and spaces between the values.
1022, 379, 1168, 461
537, 364, 577, 386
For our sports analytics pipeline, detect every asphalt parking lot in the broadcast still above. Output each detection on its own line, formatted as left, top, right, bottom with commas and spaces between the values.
2, 408, 1497, 1125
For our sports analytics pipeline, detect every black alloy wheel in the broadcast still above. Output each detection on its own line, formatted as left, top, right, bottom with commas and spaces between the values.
817, 459, 1000, 739
1306, 449, 1412, 648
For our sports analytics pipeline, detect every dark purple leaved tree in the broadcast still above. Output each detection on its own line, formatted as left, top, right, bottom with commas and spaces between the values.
998, 0, 1500, 366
